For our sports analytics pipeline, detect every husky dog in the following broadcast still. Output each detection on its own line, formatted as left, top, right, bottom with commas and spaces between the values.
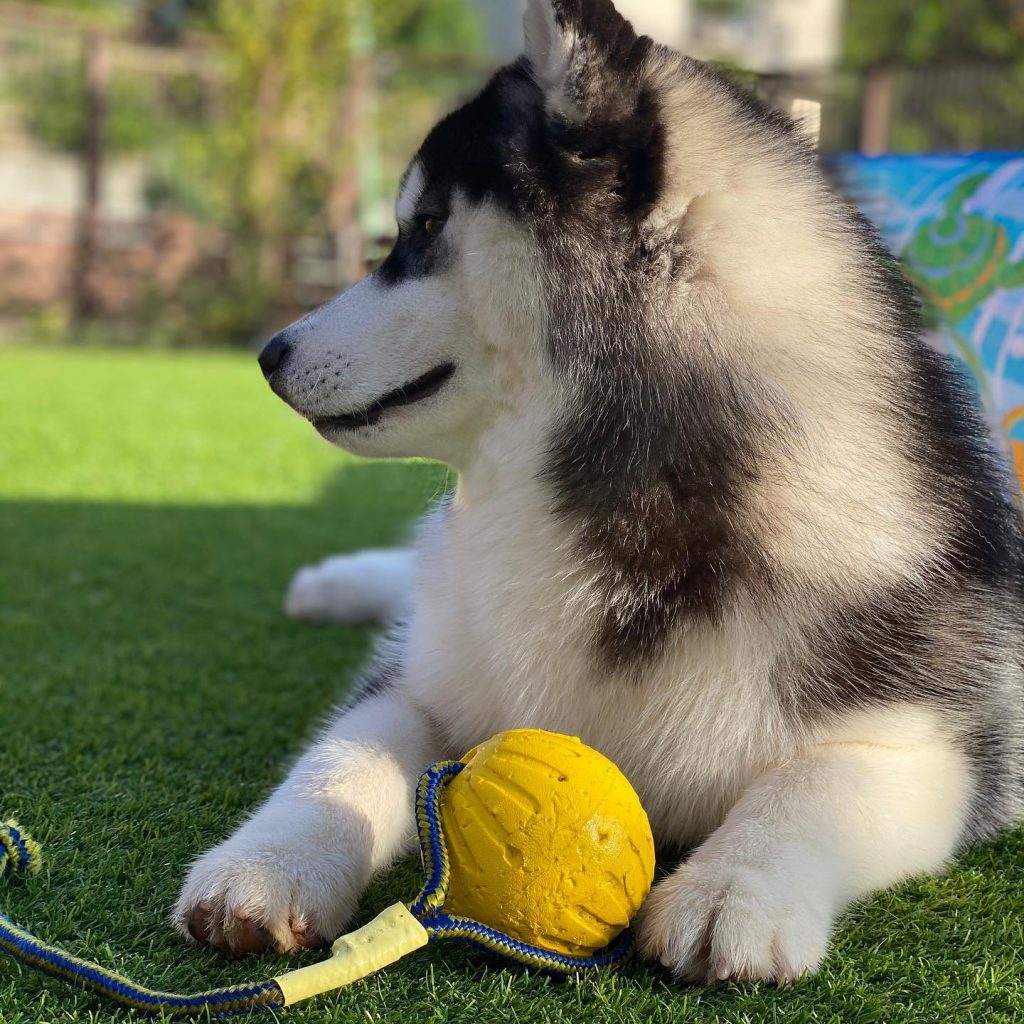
176, 0, 1024, 983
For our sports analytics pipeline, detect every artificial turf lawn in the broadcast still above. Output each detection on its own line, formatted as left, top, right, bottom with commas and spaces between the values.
2, 346, 1024, 1024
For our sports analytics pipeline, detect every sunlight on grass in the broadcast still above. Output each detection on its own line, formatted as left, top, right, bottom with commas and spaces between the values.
4, 348, 355, 506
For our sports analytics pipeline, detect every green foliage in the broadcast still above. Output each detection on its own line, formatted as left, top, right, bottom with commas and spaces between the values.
13, 0, 126, 15
709, 59, 758, 92
16, 0, 116, 7
694, 0, 751, 15
140, 270, 275, 348
9, 0, 484, 342
378, 0, 483, 54
144, 0, 483, 43
886, 63, 1024, 153
843, 0, 1023, 68
843, 0, 1024, 153
138, 0, 482, 343
201, 0, 481, 243
16, 62, 163, 155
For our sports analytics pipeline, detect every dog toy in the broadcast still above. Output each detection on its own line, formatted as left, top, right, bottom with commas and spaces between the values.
0, 729, 654, 1018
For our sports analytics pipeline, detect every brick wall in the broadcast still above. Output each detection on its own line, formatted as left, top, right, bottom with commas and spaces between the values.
0, 208, 208, 313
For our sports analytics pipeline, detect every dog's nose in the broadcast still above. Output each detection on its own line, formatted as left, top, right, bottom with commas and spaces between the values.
258, 332, 291, 379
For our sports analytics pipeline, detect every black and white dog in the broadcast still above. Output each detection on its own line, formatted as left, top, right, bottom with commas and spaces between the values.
176, 0, 1024, 983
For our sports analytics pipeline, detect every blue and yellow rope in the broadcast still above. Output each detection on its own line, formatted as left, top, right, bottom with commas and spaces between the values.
0, 765, 633, 1017
0, 821, 40, 882
0, 820, 284, 1017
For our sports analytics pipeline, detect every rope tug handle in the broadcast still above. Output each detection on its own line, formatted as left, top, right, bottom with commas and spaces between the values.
0, 821, 285, 1017
0, 819, 426, 1018
0, 767, 632, 1017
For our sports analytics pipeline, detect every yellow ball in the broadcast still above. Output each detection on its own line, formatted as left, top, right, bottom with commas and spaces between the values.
439, 729, 655, 957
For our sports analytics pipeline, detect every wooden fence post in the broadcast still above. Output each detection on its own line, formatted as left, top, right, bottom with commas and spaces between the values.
328, 0, 380, 288
71, 30, 109, 324
860, 64, 892, 156
329, 54, 369, 288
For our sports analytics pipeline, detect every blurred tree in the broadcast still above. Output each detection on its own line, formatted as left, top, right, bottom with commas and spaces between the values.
17, 62, 161, 154
844, 0, 1024, 68
15, 0, 482, 340
135, 0, 479, 50
693, 0, 751, 14
844, 0, 1024, 153
16, 0, 125, 11
137, 0, 189, 43
140, 0, 481, 341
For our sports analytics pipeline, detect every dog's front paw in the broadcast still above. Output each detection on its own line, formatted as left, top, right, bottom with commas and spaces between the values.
284, 550, 412, 624
637, 858, 832, 984
174, 834, 364, 956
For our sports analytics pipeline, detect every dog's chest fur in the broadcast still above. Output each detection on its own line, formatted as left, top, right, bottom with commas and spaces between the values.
403, 469, 795, 850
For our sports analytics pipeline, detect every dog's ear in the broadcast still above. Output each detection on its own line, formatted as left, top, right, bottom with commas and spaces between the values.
523, 0, 644, 124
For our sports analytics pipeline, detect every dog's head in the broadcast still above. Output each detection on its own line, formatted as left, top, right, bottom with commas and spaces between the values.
259, 0, 758, 467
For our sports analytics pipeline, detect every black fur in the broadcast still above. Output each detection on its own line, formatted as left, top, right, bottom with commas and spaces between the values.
830, 175, 1024, 591
519, 54, 794, 666
376, 65, 529, 288
540, 277, 785, 667
790, 575, 1024, 842
961, 725, 1024, 844
376, 1, 1024, 703
374, 16, 795, 667
902, 343, 1023, 589
771, 200, 1024, 837
378, 24, 667, 290
346, 650, 402, 709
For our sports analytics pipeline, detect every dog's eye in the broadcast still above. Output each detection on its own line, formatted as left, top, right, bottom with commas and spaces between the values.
416, 215, 445, 239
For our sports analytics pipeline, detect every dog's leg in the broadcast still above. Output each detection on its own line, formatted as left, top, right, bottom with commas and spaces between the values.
284, 548, 414, 624
638, 714, 969, 983
174, 680, 437, 955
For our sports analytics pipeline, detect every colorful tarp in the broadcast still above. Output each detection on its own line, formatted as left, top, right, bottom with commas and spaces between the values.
834, 153, 1024, 488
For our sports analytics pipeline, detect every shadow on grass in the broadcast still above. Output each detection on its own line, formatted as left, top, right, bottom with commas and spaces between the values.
1, 456, 453, 765
0, 457, 474, 1014
3, 457, 1024, 1023
0, 457, 449, 886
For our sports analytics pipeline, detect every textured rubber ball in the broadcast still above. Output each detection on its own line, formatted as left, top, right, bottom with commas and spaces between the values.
439, 729, 656, 957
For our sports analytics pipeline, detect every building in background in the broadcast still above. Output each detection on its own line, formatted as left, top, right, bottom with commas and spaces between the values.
477, 0, 843, 73
614, 0, 692, 54
685, 0, 843, 74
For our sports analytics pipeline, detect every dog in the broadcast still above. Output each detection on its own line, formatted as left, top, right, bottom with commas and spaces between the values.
175, 0, 1024, 983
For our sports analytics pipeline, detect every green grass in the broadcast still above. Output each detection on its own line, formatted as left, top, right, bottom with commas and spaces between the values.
2, 347, 1024, 1024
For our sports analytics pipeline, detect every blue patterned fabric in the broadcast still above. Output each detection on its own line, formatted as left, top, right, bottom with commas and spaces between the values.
834, 153, 1024, 484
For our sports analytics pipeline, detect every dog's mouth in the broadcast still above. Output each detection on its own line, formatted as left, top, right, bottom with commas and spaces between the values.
311, 362, 456, 433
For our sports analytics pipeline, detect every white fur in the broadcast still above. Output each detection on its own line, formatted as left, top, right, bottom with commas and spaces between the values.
269, 193, 525, 469
174, 689, 437, 951
285, 549, 414, 624
178, 340, 974, 975
396, 162, 426, 227
523, 0, 577, 118
638, 706, 969, 981
176, 0, 989, 980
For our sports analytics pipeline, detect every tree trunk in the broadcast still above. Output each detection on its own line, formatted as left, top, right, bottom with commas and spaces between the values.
71, 30, 109, 324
